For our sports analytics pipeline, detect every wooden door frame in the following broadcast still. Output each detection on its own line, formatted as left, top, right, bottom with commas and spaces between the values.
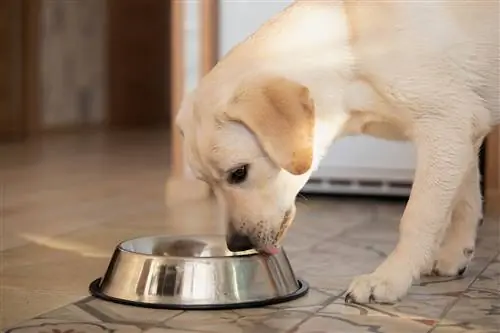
484, 126, 499, 217
169, 0, 185, 179
21, 0, 41, 136
0, 0, 41, 141
169, 0, 218, 178
166, 0, 218, 205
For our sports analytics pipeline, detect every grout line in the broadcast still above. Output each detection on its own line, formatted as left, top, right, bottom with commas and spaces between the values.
160, 310, 185, 325
285, 290, 347, 333
426, 250, 500, 333
299, 215, 377, 255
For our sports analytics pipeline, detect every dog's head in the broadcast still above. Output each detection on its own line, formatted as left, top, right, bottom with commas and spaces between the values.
176, 76, 315, 253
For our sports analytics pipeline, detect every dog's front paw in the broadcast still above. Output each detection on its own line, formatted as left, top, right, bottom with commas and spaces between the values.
345, 270, 413, 304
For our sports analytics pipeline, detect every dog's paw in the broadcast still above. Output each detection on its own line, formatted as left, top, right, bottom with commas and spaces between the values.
344, 271, 412, 304
425, 246, 473, 277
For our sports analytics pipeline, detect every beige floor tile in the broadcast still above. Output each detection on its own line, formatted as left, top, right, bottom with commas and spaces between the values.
103, 198, 225, 236
438, 297, 500, 332
2, 177, 167, 251
1, 223, 174, 293
164, 309, 309, 333
281, 199, 373, 254
1, 132, 169, 251
465, 255, 499, 298
431, 326, 498, 333
268, 287, 335, 312
320, 294, 454, 322
0, 201, 227, 294
145, 328, 213, 333
289, 240, 386, 291
40, 298, 182, 326
3, 319, 143, 333
6, 318, 201, 333
0, 288, 83, 330
294, 314, 433, 333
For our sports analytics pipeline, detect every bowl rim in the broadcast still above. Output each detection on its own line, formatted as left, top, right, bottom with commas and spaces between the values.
116, 234, 278, 259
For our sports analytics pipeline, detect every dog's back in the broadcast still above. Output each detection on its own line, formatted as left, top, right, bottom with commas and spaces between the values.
447, 1, 499, 124
345, 0, 499, 126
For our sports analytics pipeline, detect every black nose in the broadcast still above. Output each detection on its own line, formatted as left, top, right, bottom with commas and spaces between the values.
226, 233, 253, 252
226, 226, 253, 252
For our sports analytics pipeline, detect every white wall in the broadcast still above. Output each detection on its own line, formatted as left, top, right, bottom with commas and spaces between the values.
184, 1, 200, 94
219, 1, 293, 57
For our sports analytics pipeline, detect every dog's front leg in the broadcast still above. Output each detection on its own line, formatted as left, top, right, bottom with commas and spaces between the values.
345, 121, 475, 303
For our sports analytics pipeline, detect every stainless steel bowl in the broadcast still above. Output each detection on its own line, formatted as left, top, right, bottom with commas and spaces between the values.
89, 235, 308, 309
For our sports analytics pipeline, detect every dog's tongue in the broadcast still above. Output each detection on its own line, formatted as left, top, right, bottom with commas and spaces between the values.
261, 245, 280, 255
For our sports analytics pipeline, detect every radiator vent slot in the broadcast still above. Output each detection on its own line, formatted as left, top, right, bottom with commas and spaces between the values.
328, 179, 352, 187
302, 177, 412, 197
358, 180, 384, 188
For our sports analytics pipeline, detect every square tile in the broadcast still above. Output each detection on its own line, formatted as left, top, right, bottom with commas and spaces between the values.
465, 255, 499, 298
293, 314, 432, 333
431, 325, 498, 333
164, 309, 309, 333
145, 329, 209, 333
289, 240, 386, 291
320, 294, 454, 322
1, 223, 190, 294
438, 297, 500, 332
39, 298, 183, 326
282, 199, 374, 254
4, 319, 143, 333
268, 288, 336, 312
104, 198, 225, 236
0, 292, 84, 330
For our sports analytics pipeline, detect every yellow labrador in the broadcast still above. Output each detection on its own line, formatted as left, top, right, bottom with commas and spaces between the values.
176, 0, 499, 303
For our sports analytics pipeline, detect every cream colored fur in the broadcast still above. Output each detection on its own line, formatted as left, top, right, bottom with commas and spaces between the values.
176, 0, 499, 303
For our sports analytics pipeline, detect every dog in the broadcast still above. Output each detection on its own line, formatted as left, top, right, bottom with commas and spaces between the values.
175, 0, 499, 303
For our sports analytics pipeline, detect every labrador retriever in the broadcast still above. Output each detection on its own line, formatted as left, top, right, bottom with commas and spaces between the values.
175, 0, 499, 303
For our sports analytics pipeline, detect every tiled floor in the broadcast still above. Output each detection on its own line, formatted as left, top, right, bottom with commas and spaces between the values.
1, 131, 499, 333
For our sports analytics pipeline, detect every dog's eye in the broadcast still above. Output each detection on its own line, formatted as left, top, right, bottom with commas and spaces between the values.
228, 164, 249, 185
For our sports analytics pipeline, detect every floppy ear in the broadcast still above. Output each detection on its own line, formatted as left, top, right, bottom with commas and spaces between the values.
225, 77, 315, 175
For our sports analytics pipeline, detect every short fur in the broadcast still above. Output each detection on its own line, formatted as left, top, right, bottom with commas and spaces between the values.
176, 0, 499, 303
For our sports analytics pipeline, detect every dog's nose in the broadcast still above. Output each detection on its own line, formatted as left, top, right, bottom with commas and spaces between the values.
226, 225, 253, 252
226, 233, 253, 252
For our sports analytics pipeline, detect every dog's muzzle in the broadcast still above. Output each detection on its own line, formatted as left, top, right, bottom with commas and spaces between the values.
226, 223, 253, 252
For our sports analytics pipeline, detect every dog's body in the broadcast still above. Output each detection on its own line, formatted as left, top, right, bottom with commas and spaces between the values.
176, 0, 499, 303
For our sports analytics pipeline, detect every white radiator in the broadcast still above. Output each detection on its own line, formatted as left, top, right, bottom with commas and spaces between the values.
302, 136, 416, 196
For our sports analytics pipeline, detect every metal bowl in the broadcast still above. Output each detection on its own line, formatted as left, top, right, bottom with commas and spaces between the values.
89, 235, 308, 309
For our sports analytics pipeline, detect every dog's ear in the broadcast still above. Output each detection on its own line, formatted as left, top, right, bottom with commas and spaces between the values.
225, 77, 315, 175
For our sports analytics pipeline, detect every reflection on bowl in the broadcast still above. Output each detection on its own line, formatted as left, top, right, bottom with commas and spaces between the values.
89, 235, 308, 309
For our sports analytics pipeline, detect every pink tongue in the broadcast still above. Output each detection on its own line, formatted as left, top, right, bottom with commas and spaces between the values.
261, 245, 280, 255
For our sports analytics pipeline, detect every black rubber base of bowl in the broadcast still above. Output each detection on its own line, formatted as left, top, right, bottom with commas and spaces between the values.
89, 277, 309, 310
